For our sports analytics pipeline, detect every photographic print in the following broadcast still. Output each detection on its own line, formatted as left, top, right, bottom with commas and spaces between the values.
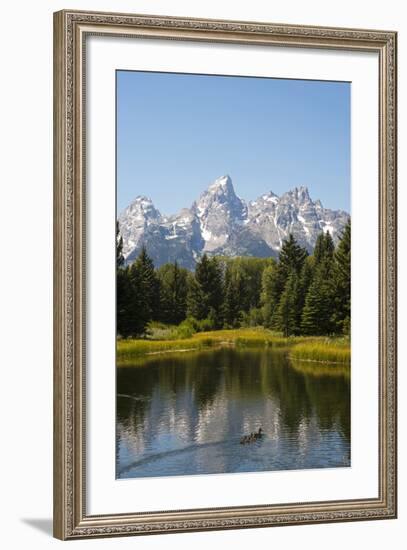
116, 71, 351, 479
54, 11, 397, 538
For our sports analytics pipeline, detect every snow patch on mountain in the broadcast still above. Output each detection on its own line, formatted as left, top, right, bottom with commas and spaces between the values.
118, 176, 350, 269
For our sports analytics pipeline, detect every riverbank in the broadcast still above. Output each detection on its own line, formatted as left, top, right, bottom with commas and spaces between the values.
117, 328, 350, 367
290, 340, 350, 364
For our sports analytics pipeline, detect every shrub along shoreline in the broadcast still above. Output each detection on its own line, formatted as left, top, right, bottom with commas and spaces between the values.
117, 328, 350, 367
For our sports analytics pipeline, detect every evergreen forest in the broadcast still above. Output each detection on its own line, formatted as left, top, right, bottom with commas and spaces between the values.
116, 221, 351, 340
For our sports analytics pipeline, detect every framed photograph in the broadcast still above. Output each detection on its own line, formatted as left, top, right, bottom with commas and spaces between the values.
53, 9, 397, 540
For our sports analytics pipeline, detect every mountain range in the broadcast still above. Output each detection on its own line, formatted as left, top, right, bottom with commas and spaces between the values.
118, 175, 350, 269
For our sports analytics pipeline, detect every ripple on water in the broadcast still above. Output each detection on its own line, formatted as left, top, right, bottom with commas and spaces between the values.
116, 348, 350, 479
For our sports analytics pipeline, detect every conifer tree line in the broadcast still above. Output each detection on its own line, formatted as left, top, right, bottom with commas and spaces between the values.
116, 220, 351, 338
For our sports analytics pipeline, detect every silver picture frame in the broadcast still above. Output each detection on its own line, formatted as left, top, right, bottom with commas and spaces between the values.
53, 9, 397, 540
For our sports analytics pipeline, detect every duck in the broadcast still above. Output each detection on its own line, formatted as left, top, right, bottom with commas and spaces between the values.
240, 428, 263, 444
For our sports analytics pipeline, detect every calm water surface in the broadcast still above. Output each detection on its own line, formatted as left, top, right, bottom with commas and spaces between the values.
116, 348, 350, 479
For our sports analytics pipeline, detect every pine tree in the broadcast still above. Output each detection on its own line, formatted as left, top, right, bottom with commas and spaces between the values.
188, 254, 211, 319
279, 234, 308, 277
261, 264, 283, 328
313, 231, 334, 266
170, 261, 188, 324
130, 246, 160, 329
117, 265, 146, 337
297, 255, 315, 325
313, 232, 325, 265
117, 266, 130, 337
116, 221, 132, 336
157, 262, 188, 324
187, 254, 224, 326
261, 235, 307, 329
223, 267, 244, 328
301, 278, 323, 335
187, 275, 206, 320
277, 272, 300, 336
331, 221, 351, 334
315, 233, 335, 284
207, 257, 224, 325
298, 231, 337, 335
301, 270, 334, 335
324, 231, 335, 259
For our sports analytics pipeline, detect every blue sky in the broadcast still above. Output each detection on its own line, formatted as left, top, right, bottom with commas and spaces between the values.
117, 71, 350, 215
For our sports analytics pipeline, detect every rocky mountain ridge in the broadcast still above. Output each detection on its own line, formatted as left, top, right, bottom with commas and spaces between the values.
119, 175, 350, 269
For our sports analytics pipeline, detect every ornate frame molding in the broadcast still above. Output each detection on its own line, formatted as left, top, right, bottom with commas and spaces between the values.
53, 9, 397, 540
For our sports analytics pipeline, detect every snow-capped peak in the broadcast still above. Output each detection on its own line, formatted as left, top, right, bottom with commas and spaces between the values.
283, 186, 310, 201
194, 175, 245, 215
118, 176, 350, 269
297, 186, 310, 200
260, 191, 279, 204
208, 174, 233, 191
118, 195, 162, 258
127, 195, 155, 210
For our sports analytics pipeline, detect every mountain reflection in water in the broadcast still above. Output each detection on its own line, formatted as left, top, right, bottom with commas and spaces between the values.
116, 348, 350, 479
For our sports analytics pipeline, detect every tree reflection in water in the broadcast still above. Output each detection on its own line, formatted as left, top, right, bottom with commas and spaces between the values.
116, 348, 350, 478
